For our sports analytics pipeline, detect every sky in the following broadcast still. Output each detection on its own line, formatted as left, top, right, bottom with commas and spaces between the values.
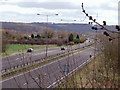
0, 0, 119, 25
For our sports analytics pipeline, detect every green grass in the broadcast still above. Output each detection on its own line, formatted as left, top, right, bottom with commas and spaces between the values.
60, 54, 118, 88
60, 54, 101, 88
1, 41, 87, 56
1, 44, 60, 56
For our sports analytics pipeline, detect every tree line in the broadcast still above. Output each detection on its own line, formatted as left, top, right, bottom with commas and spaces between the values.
2, 28, 86, 52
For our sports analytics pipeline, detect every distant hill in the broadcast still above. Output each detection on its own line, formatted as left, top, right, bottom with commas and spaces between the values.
31, 22, 117, 32
31, 22, 93, 32
0, 22, 44, 34
0, 22, 116, 33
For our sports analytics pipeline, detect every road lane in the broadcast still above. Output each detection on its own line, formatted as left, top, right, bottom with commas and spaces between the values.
2, 46, 99, 88
2, 47, 62, 70
2, 41, 93, 71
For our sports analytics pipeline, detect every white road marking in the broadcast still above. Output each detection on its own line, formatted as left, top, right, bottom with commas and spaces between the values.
35, 78, 38, 80
16, 58, 19, 60
34, 50, 58, 56
0, 56, 67, 83
47, 57, 94, 88
24, 83, 26, 85
0, 47, 93, 84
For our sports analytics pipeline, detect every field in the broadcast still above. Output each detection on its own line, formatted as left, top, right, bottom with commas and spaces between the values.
2, 44, 60, 56
2, 41, 86, 56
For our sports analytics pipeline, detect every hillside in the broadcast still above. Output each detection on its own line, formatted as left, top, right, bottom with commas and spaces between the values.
31, 22, 93, 32
0, 22, 116, 33
0, 22, 44, 34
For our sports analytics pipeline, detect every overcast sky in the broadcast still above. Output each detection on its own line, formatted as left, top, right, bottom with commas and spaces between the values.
0, 0, 119, 25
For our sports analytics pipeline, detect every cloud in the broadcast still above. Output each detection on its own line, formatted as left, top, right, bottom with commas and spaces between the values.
0, 1, 79, 9
0, 0, 119, 25
15, 2, 80, 10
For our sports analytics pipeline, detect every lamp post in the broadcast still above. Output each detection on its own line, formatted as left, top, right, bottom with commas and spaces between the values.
37, 13, 58, 57
60, 19, 77, 51
60, 19, 77, 85
88, 21, 93, 46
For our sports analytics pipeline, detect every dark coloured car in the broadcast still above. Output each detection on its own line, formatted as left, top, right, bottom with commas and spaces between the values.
61, 47, 65, 50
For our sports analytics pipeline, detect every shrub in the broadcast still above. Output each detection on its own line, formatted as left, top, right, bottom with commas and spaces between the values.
80, 37, 86, 43
57, 41, 63, 46
69, 41, 74, 45
74, 39, 80, 44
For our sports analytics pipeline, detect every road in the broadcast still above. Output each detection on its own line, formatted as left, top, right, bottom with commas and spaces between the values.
1, 46, 99, 88
2, 40, 93, 71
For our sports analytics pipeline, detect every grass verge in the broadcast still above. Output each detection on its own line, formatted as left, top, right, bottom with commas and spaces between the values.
1, 44, 60, 56
60, 53, 118, 88
1, 40, 87, 56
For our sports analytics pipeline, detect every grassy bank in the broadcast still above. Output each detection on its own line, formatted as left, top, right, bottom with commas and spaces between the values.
60, 54, 118, 88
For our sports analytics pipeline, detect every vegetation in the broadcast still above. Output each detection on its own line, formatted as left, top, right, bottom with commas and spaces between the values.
2, 32, 8, 52
1, 2, 119, 89
2, 44, 59, 56
1, 28, 86, 54
60, 33, 119, 88
69, 33, 74, 42
31, 34, 34, 39
74, 39, 80, 44
2, 45, 91, 79
58, 3, 119, 88
76, 34, 80, 39
1, 22, 96, 33
2, 29, 24, 53
36, 34, 41, 39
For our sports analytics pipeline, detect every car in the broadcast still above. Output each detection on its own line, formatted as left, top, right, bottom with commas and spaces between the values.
27, 48, 33, 52
90, 54, 92, 58
61, 47, 65, 50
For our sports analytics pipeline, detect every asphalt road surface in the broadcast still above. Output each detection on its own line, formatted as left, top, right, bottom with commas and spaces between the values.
1, 46, 99, 88
2, 40, 93, 71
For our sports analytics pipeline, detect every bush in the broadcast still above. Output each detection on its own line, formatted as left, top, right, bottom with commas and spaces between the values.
57, 41, 63, 46
2, 31, 9, 52
69, 41, 74, 45
74, 39, 80, 44
69, 33, 74, 42
80, 37, 86, 43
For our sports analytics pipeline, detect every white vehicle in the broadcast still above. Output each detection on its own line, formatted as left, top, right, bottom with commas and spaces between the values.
27, 48, 33, 52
